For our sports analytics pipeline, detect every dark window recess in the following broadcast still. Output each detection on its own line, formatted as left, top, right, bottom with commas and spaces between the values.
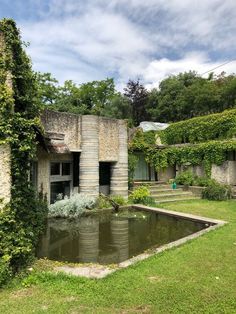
227, 150, 236, 161
73, 153, 80, 187
62, 162, 71, 176
51, 162, 60, 175
99, 162, 111, 185
50, 181, 71, 204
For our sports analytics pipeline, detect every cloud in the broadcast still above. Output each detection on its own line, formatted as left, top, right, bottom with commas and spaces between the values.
9, 0, 236, 87
143, 53, 236, 89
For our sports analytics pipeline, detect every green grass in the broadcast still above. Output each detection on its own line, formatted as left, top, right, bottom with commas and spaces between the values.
1, 199, 236, 314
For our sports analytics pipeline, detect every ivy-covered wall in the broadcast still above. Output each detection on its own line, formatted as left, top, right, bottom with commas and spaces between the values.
129, 109, 236, 180
0, 19, 47, 286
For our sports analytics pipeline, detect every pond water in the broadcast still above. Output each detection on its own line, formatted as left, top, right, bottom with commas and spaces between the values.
37, 207, 211, 264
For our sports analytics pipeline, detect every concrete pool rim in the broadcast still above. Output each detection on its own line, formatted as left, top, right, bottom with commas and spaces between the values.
55, 204, 227, 279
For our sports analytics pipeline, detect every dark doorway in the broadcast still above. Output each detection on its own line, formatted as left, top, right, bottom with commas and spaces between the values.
73, 152, 80, 188
99, 162, 111, 195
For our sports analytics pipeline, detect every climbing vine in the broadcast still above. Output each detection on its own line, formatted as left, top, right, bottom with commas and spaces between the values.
0, 19, 47, 285
129, 115, 236, 178
160, 109, 236, 145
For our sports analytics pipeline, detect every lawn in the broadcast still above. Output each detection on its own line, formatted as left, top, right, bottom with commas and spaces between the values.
0, 199, 236, 314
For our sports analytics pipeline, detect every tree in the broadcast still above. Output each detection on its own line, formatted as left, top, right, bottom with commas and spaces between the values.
124, 79, 149, 125
36, 72, 59, 105
101, 93, 132, 123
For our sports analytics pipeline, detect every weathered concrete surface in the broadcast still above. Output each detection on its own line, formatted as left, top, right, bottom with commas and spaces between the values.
99, 117, 119, 162
55, 265, 115, 279
0, 144, 11, 206
39, 111, 128, 199
41, 110, 82, 152
110, 120, 128, 198
211, 161, 236, 185
79, 115, 99, 196
159, 166, 175, 182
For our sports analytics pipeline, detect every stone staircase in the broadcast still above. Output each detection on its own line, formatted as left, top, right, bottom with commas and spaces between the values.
134, 181, 200, 203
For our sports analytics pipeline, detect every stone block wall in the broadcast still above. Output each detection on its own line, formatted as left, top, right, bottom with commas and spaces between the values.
211, 161, 236, 185
0, 144, 11, 207
159, 166, 176, 182
41, 110, 82, 151
99, 117, 119, 161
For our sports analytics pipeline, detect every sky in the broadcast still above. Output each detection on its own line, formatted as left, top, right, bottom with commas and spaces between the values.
1, 0, 236, 89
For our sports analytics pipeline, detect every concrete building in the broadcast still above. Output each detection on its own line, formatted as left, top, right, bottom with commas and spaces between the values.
36, 110, 128, 203
0, 110, 128, 205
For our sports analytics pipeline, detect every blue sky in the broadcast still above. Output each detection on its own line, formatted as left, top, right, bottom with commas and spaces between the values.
1, 0, 236, 89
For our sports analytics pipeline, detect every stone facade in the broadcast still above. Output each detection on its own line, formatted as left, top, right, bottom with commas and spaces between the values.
0, 144, 11, 207
211, 161, 236, 185
37, 111, 128, 203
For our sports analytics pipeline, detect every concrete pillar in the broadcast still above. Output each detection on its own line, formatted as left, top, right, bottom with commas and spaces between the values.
79, 116, 99, 196
110, 120, 128, 198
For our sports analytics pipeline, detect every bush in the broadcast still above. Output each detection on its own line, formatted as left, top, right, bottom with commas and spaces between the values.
96, 195, 127, 209
48, 194, 96, 218
129, 186, 155, 205
194, 177, 215, 187
202, 182, 232, 201
175, 170, 196, 186
0, 260, 12, 287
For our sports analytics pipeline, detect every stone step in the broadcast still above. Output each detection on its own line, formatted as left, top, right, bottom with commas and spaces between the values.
155, 196, 200, 203
152, 192, 193, 200
149, 187, 183, 193
134, 181, 165, 186
150, 190, 187, 197
148, 184, 174, 188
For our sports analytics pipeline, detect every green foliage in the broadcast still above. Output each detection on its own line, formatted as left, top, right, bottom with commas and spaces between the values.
175, 171, 195, 186
0, 18, 47, 286
128, 153, 138, 188
147, 71, 236, 123
194, 176, 215, 187
96, 195, 127, 209
202, 182, 232, 201
129, 186, 154, 205
130, 112, 236, 177
41, 78, 118, 116
129, 129, 157, 151
0, 259, 12, 287
48, 194, 96, 218
160, 109, 236, 145
124, 79, 149, 125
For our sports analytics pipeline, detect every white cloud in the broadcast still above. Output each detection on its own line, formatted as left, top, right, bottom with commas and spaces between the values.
15, 0, 236, 87
144, 54, 236, 89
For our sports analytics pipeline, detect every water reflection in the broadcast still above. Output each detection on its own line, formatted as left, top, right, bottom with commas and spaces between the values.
37, 209, 209, 264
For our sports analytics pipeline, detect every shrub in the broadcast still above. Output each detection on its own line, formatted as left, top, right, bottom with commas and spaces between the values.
175, 170, 196, 186
129, 186, 155, 205
0, 260, 12, 287
202, 182, 232, 201
96, 195, 127, 209
194, 177, 215, 187
48, 194, 96, 218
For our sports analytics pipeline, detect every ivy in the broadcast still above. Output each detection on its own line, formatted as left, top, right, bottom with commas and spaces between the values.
160, 108, 236, 145
130, 126, 236, 178
0, 19, 47, 286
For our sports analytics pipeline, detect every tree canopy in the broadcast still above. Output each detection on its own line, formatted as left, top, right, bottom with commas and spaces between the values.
35, 71, 236, 126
